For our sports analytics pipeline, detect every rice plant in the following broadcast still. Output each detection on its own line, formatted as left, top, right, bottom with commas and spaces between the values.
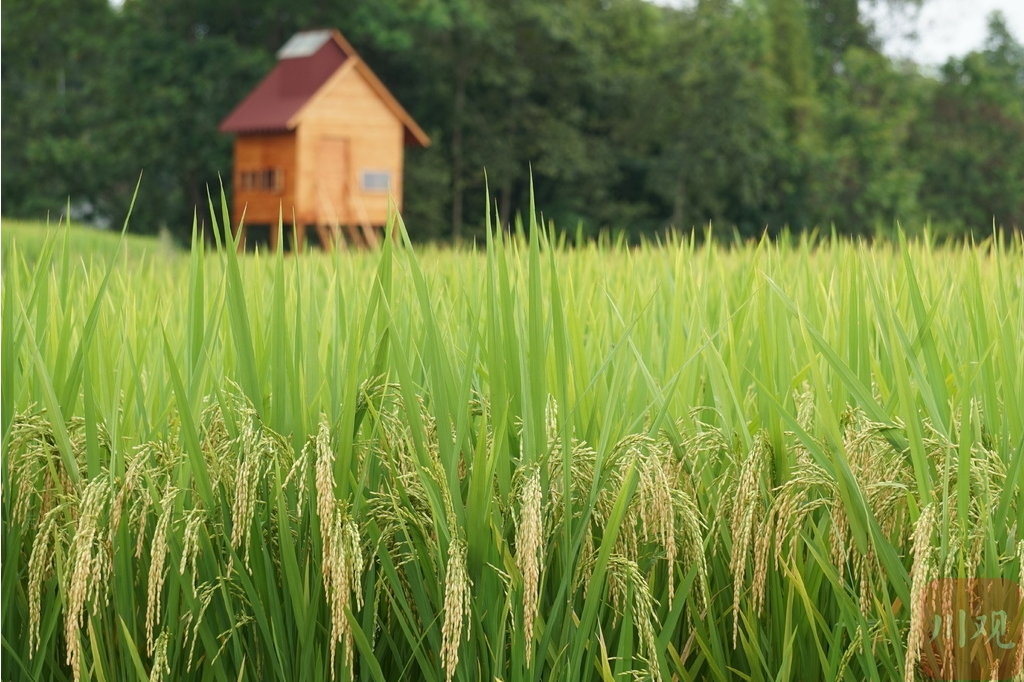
2, 208, 1022, 682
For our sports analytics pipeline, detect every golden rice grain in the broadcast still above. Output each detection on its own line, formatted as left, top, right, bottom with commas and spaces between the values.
179, 507, 205, 597
516, 467, 543, 664
27, 506, 61, 656
905, 503, 936, 682
605, 555, 662, 682
150, 629, 170, 682
147, 487, 176, 656
64, 476, 113, 682
441, 536, 472, 682
730, 432, 769, 648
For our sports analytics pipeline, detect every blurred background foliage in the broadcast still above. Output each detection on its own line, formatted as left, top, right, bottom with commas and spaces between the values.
2, 0, 1022, 243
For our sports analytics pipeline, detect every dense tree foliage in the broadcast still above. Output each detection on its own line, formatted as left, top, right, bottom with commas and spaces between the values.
2, 0, 1022, 242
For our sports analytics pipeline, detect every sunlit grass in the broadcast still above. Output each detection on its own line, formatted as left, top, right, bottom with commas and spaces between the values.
1, 220, 179, 271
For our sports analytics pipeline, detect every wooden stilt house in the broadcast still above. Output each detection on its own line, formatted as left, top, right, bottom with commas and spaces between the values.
219, 29, 430, 250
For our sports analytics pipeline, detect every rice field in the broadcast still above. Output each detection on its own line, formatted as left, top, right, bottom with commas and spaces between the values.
2, 210, 1022, 682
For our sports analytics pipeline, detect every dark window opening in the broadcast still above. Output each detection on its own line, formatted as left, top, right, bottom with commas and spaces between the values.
304, 225, 323, 250
244, 224, 271, 252
240, 168, 284, 193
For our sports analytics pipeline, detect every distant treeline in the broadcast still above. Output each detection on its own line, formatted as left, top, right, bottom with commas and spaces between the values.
3, 0, 1023, 243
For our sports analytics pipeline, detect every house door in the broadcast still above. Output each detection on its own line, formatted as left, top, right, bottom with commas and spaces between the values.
315, 137, 354, 243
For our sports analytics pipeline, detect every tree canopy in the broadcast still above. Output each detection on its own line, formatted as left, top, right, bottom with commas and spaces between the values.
3, 0, 1022, 242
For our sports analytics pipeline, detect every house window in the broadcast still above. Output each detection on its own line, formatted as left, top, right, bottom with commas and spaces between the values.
360, 170, 391, 192
240, 168, 284, 193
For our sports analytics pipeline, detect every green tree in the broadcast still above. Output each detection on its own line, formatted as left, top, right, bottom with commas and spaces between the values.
622, 1, 791, 236
92, 1, 270, 240
806, 48, 927, 234
805, 0, 876, 76
1, 0, 114, 221
765, 0, 817, 136
910, 14, 1024, 236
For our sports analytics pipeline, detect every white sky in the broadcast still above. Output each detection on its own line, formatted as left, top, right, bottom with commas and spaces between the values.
108, 0, 1021, 67
864, 0, 1024, 65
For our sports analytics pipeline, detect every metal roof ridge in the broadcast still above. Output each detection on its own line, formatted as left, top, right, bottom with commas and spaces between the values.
277, 29, 334, 60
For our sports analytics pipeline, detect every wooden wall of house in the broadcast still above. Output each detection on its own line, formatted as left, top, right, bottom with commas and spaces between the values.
296, 63, 405, 228
232, 133, 300, 227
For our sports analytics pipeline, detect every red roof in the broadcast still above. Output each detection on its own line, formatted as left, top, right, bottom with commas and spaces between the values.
218, 37, 348, 133
219, 29, 430, 147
